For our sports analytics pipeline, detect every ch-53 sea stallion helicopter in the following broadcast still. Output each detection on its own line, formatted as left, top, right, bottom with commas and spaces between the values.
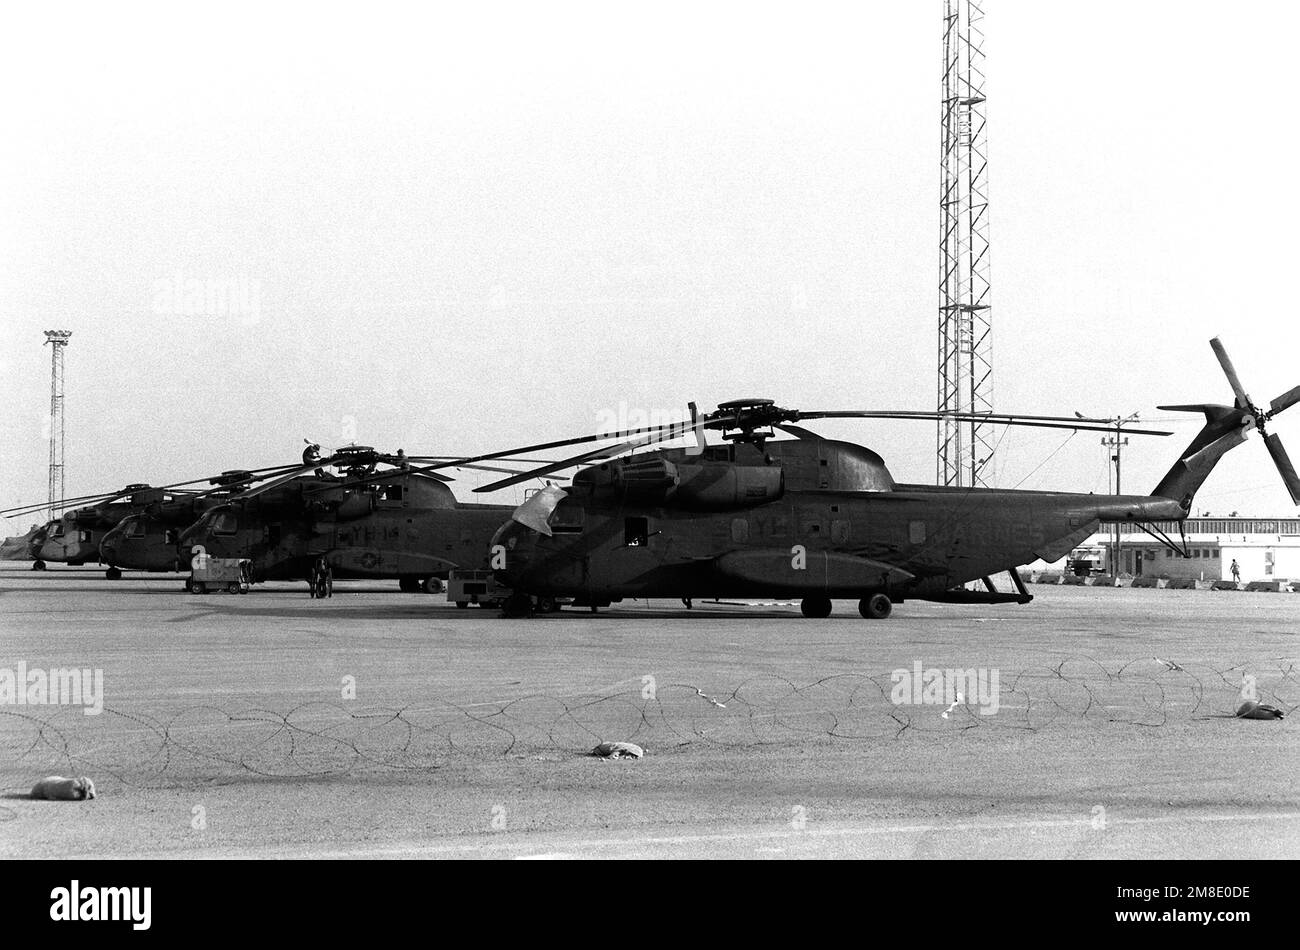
464, 339, 1299, 619
174, 444, 563, 598
0, 465, 302, 576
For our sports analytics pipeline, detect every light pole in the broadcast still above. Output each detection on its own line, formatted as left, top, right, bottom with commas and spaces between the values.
1100, 413, 1138, 584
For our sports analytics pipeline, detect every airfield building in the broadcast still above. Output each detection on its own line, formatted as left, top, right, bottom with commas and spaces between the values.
1059, 517, 1300, 583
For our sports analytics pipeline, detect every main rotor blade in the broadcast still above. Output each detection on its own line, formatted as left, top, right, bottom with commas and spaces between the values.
1264, 433, 1300, 506
0, 463, 307, 518
428, 419, 698, 474
774, 423, 824, 440
229, 460, 352, 501
403, 456, 572, 466
473, 419, 706, 493
1269, 384, 1300, 418
795, 410, 1172, 436
1210, 337, 1251, 409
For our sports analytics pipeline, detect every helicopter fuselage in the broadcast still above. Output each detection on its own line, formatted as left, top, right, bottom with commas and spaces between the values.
489, 437, 1186, 605
178, 473, 513, 583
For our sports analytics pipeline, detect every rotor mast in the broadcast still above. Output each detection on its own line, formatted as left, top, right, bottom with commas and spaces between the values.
44, 330, 72, 521
937, 0, 993, 488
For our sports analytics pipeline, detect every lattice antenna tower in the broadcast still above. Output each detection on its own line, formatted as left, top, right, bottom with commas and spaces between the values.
44, 330, 72, 520
938, 0, 994, 487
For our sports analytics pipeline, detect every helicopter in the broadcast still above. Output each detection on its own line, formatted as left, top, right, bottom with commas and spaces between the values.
97, 471, 292, 574
469, 338, 1299, 619
1, 465, 307, 577
175, 445, 561, 596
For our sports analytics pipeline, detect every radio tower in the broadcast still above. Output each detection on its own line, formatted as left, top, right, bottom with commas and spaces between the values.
44, 330, 72, 520
937, 0, 994, 487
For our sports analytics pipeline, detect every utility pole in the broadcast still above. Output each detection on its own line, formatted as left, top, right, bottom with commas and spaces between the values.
938, 0, 994, 488
44, 330, 72, 521
1101, 413, 1137, 584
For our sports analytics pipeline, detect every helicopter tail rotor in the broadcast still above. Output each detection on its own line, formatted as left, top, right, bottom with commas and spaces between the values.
1156, 337, 1300, 507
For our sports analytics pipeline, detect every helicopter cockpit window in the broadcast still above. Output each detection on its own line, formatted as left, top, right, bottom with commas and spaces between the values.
376, 484, 403, 506
50, 523, 65, 537
624, 517, 649, 547
212, 512, 238, 535
79, 530, 93, 543
164, 529, 178, 544
126, 519, 146, 538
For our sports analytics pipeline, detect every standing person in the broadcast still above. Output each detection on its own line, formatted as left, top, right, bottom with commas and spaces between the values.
1230, 559, 1241, 584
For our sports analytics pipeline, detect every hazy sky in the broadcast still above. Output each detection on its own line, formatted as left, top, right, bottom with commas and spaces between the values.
3, 0, 1297, 527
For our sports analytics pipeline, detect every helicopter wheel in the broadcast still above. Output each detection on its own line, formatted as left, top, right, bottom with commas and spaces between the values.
105, 567, 122, 580
536, 596, 556, 613
800, 596, 832, 619
421, 576, 444, 594
502, 593, 533, 618
32, 560, 46, 571
858, 594, 892, 620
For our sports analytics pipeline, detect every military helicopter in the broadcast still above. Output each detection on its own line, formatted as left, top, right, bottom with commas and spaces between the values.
467, 338, 1299, 618
176, 445, 562, 595
97, 470, 292, 574
0, 466, 301, 576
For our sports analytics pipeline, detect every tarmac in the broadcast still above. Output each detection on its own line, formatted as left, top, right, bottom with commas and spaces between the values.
1, 563, 1296, 859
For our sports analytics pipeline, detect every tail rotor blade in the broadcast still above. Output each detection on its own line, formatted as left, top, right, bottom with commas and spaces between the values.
1269, 384, 1300, 418
1210, 337, 1251, 409
1264, 433, 1300, 505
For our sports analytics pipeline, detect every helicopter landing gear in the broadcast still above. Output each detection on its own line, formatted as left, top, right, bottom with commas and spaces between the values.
32, 560, 46, 571
858, 593, 892, 620
421, 576, 444, 594
105, 567, 122, 580
535, 596, 556, 613
800, 596, 832, 619
501, 593, 533, 618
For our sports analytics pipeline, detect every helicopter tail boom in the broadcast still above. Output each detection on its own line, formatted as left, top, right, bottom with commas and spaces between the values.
1149, 403, 1252, 511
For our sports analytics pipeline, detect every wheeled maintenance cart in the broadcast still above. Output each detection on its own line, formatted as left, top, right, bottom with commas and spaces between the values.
186, 557, 252, 594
